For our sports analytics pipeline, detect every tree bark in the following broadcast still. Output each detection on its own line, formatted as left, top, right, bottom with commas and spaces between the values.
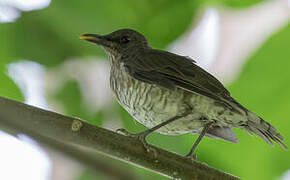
0, 97, 239, 180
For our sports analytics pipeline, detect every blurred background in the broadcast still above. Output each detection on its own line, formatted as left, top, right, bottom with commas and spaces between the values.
0, 0, 289, 179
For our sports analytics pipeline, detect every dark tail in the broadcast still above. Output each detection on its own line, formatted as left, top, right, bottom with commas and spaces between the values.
244, 113, 287, 149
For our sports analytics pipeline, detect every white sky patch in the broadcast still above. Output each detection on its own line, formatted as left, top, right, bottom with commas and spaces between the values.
0, 131, 51, 180
281, 170, 290, 180
8, 61, 47, 109
0, 0, 51, 23
169, 8, 219, 70
3, 61, 51, 180
0, 6, 19, 22
0, 0, 51, 11
209, 0, 290, 83
46, 58, 113, 112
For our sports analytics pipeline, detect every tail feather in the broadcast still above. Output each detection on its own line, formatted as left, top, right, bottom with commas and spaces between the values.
206, 126, 238, 143
245, 116, 287, 150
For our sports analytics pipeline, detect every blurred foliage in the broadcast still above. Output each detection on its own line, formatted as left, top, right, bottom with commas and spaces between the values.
1, 0, 266, 67
226, 24, 290, 180
1, 0, 289, 180
0, 72, 23, 101
51, 80, 103, 126
0, 26, 23, 101
2, 0, 201, 67
208, 0, 265, 8
78, 170, 113, 180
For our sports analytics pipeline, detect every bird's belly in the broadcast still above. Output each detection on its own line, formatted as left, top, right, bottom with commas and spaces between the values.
111, 72, 206, 134
110, 69, 247, 135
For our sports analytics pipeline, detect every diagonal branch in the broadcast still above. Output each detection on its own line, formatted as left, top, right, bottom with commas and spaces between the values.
0, 97, 239, 180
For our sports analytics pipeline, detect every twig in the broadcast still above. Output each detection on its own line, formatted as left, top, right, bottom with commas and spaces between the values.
0, 97, 239, 180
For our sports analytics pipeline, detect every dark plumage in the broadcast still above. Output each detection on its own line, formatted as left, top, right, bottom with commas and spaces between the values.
80, 29, 287, 157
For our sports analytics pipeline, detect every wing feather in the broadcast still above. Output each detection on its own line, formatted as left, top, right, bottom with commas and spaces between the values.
122, 49, 242, 110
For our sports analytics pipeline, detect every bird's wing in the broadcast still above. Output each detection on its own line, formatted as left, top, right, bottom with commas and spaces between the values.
122, 49, 245, 112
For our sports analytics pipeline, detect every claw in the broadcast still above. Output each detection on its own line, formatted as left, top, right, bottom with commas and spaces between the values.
186, 153, 197, 160
137, 134, 158, 157
116, 128, 132, 136
116, 128, 157, 157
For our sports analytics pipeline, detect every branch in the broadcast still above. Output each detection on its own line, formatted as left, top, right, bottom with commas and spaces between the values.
0, 97, 239, 180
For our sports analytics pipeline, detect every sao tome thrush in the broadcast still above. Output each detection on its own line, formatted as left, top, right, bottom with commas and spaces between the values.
80, 29, 287, 158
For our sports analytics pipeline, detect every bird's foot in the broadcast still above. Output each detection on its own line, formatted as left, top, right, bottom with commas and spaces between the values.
116, 128, 157, 157
185, 151, 197, 160
116, 128, 134, 136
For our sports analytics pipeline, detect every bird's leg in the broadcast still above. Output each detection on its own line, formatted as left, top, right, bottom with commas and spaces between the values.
186, 122, 213, 159
117, 111, 191, 155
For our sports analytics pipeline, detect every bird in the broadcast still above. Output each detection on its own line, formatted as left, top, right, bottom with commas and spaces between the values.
80, 29, 287, 158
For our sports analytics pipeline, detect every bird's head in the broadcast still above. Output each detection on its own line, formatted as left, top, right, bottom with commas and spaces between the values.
80, 29, 149, 57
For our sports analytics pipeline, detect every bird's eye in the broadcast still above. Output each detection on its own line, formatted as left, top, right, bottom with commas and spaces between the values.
120, 36, 130, 44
